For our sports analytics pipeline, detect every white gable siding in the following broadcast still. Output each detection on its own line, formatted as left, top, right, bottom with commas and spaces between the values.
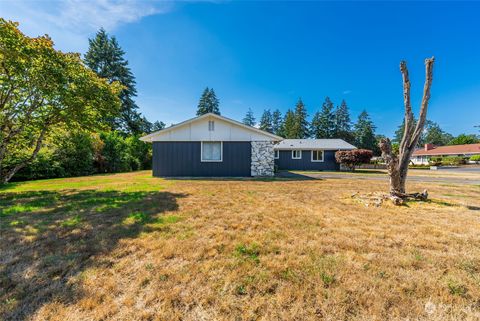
150, 116, 277, 142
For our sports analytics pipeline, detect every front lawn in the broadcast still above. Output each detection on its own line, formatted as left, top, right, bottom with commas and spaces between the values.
1, 171, 480, 320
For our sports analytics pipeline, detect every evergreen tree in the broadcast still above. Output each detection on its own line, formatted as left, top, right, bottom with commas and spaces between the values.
333, 100, 353, 142
310, 97, 335, 138
292, 98, 309, 138
354, 110, 377, 151
424, 121, 453, 145
282, 109, 296, 138
272, 109, 283, 136
151, 121, 166, 132
242, 108, 256, 126
196, 87, 220, 115
85, 28, 147, 134
259, 109, 273, 133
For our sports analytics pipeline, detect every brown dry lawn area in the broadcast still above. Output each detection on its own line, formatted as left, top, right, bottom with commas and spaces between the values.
1, 171, 480, 320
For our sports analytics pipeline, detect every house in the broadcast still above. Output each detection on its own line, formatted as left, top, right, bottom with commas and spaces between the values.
411, 143, 480, 165
274, 139, 356, 171
140, 113, 283, 177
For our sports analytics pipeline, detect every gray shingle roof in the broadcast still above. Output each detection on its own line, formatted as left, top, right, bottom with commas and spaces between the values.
275, 139, 356, 150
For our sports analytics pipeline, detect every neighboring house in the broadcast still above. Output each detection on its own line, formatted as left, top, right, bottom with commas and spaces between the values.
274, 139, 356, 171
411, 143, 480, 165
140, 113, 282, 177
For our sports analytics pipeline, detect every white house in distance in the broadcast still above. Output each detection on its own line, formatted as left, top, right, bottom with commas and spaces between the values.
411, 143, 480, 165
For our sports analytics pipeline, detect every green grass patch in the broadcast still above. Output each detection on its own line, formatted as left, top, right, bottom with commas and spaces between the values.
61, 215, 82, 227
234, 243, 260, 263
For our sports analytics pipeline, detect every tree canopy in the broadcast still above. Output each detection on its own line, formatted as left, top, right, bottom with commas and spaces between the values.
243, 108, 256, 126
0, 19, 121, 183
196, 87, 220, 116
291, 98, 309, 138
310, 97, 335, 139
354, 110, 377, 152
259, 109, 273, 133
84, 28, 149, 134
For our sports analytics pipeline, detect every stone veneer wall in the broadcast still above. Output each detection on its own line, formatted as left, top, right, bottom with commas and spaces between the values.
251, 141, 275, 176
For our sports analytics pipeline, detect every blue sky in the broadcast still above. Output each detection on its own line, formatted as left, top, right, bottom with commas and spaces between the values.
2, 1, 480, 137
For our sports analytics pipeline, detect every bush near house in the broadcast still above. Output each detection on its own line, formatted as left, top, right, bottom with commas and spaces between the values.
335, 149, 373, 171
470, 155, 480, 163
429, 156, 468, 166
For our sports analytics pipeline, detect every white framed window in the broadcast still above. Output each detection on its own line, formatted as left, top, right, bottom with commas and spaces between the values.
274, 150, 279, 159
311, 150, 324, 162
201, 141, 222, 162
208, 120, 215, 131
292, 150, 302, 159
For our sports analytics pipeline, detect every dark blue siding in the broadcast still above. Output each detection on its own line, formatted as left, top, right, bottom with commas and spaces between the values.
152, 142, 251, 177
275, 150, 339, 171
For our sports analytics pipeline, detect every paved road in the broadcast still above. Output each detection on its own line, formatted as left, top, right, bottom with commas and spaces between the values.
277, 170, 480, 185
435, 166, 480, 173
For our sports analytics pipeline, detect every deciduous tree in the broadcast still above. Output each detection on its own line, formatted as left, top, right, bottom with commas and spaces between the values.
379, 58, 435, 203
0, 20, 121, 183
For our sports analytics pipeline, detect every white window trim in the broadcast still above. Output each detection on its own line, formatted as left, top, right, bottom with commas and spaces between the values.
274, 150, 279, 159
311, 150, 324, 162
201, 141, 223, 162
292, 150, 302, 159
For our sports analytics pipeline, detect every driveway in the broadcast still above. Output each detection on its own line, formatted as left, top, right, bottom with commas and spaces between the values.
277, 169, 480, 185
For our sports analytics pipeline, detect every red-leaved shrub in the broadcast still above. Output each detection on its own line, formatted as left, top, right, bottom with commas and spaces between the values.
335, 149, 373, 171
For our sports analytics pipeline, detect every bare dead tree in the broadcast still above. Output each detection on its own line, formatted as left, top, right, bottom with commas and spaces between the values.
379, 57, 435, 204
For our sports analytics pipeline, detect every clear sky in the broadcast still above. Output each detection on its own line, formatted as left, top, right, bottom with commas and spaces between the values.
2, 1, 480, 137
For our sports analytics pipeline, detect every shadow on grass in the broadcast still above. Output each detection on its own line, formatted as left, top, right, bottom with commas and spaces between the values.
0, 189, 187, 320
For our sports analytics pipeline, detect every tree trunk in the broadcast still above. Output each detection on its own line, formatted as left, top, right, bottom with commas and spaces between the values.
0, 128, 47, 184
379, 57, 435, 204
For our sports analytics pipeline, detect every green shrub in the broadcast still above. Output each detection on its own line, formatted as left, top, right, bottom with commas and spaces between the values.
13, 150, 64, 181
470, 155, 480, 162
55, 131, 96, 177
99, 131, 132, 173
441, 156, 468, 166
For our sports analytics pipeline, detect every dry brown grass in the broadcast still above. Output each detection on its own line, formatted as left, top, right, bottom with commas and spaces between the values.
1, 171, 480, 320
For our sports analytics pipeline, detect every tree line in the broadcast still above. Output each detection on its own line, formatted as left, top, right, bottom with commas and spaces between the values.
241, 98, 379, 153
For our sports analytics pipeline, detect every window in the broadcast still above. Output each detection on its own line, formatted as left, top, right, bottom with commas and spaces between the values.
201, 141, 222, 162
274, 150, 279, 159
311, 150, 324, 162
292, 150, 302, 159
208, 120, 215, 131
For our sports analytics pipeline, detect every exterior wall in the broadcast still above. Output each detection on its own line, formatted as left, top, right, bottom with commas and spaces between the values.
151, 116, 278, 142
152, 142, 251, 177
411, 155, 430, 165
275, 150, 339, 171
251, 141, 275, 176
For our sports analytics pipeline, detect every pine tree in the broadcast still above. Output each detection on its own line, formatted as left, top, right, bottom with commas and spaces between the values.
85, 28, 147, 134
333, 100, 353, 142
292, 98, 309, 138
354, 110, 377, 151
151, 121, 166, 132
242, 108, 256, 126
196, 87, 220, 116
259, 109, 273, 133
272, 109, 283, 136
282, 109, 296, 138
310, 97, 335, 138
